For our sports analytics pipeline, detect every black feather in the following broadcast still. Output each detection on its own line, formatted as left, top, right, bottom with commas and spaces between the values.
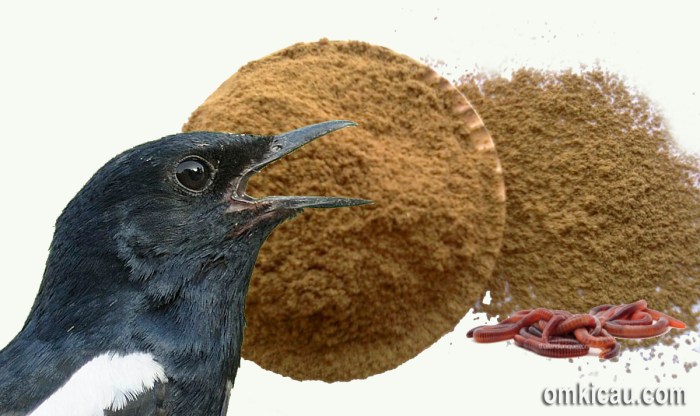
0, 122, 366, 415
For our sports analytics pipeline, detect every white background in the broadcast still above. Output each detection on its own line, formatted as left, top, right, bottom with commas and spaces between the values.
0, 1, 698, 415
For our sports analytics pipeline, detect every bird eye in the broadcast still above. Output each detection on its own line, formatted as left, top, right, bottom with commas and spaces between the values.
175, 157, 213, 192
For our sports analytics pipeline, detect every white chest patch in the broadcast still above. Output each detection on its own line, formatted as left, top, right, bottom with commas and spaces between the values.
29, 352, 168, 416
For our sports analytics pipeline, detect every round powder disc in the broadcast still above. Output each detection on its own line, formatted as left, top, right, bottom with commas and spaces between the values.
184, 40, 506, 381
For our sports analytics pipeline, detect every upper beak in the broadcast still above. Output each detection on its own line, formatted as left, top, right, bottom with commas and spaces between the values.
233, 120, 372, 210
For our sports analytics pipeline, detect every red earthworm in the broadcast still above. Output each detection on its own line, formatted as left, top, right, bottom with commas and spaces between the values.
631, 310, 648, 320
542, 314, 566, 343
645, 308, 686, 329
471, 323, 519, 343
499, 309, 533, 324
527, 325, 543, 338
471, 308, 558, 343
596, 304, 622, 319
573, 327, 616, 348
556, 314, 601, 336
550, 309, 574, 318
550, 337, 585, 345
514, 334, 589, 358
607, 300, 647, 322
589, 315, 602, 336
468, 300, 684, 360
526, 323, 579, 344
589, 304, 614, 315
522, 325, 579, 345
600, 341, 621, 359
516, 308, 556, 327
467, 323, 513, 338
609, 311, 652, 326
466, 325, 485, 338
519, 326, 540, 340
604, 317, 669, 339
598, 330, 621, 359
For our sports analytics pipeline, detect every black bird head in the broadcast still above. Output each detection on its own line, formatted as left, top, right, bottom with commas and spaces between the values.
45, 120, 368, 306
0, 120, 369, 415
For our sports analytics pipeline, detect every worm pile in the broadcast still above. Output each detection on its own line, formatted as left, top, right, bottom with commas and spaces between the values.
467, 300, 686, 359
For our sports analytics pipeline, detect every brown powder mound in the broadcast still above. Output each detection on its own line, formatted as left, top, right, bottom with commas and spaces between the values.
184, 40, 506, 381
458, 68, 700, 332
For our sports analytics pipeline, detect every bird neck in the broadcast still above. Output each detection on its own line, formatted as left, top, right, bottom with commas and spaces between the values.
130, 248, 257, 414
8, 231, 261, 415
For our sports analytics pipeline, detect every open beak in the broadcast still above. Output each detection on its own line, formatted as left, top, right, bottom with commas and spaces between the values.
231, 120, 372, 210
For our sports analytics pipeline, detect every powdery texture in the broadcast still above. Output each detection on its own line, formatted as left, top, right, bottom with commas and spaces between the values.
458, 69, 700, 333
184, 40, 505, 381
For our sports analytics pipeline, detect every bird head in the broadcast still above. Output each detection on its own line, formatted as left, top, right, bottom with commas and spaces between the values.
6, 121, 369, 414
36, 120, 369, 324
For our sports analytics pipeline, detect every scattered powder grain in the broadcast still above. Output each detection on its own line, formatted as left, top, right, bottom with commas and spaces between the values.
184, 40, 506, 381
457, 69, 700, 333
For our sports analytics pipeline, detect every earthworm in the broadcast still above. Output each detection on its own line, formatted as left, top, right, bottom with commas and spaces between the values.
466, 325, 485, 338
595, 305, 623, 322
521, 325, 581, 345
645, 308, 686, 329
598, 330, 621, 359
466, 324, 488, 338
499, 309, 533, 324
470, 309, 559, 343
573, 327, 616, 348
550, 337, 585, 345
542, 315, 566, 343
600, 342, 621, 359
556, 314, 601, 336
519, 327, 540, 340
604, 317, 669, 339
589, 304, 614, 315
468, 301, 685, 360
467, 323, 509, 338
470, 323, 519, 343
516, 308, 556, 327
606, 300, 647, 322
630, 309, 649, 320
527, 325, 543, 338
609, 311, 652, 326
550, 309, 574, 318
514, 334, 590, 358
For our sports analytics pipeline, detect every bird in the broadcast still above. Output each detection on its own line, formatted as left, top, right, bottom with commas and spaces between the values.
0, 120, 370, 416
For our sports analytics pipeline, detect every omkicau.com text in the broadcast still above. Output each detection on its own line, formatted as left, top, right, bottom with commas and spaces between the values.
542, 383, 685, 406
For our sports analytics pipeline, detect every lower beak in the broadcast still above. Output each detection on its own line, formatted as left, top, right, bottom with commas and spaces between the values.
236, 120, 372, 210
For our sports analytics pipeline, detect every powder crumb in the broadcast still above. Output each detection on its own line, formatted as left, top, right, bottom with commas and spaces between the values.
457, 68, 700, 335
